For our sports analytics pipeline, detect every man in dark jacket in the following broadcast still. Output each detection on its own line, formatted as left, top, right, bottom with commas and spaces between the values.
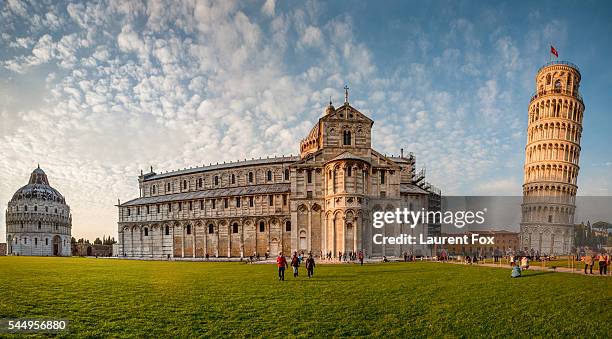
291, 252, 300, 277
306, 253, 316, 278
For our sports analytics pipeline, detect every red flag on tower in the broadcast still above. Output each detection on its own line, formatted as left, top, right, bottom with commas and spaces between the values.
550, 45, 559, 58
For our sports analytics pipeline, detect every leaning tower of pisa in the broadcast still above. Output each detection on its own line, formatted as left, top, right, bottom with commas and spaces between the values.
520, 61, 584, 255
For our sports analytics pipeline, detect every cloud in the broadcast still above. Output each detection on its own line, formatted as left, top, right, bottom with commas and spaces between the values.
0, 1, 609, 242
262, 0, 276, 17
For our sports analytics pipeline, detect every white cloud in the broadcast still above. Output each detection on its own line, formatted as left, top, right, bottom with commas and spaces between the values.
262, 0, 276, 17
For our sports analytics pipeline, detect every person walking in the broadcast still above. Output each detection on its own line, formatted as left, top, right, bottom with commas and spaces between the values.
583, 254, 594, 274
276, 252, 288, 281
358, 251, 364, 266
306, 253, 316, 278
598, 252, 607, 275
291, 251, 300, 277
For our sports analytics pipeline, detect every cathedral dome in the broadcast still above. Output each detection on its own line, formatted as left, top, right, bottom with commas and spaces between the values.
10, 167, 66, 204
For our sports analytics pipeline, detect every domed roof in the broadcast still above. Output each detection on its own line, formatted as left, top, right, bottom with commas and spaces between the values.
10, 166, 66, 204
324, 100, 335, 115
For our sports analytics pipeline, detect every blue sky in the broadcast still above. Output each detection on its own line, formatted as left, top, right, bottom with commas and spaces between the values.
1, 0, 611, 240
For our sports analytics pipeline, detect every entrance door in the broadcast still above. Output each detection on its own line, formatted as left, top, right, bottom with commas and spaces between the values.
53, 236, 61, 256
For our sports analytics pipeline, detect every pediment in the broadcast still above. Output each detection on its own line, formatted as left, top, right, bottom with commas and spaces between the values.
323, 104, 374, 125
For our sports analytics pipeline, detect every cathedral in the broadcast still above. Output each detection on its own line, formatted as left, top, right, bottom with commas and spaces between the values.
117, 91, 440, 259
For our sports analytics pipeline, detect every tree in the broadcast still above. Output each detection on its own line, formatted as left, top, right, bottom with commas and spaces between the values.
94, 237, 102, 245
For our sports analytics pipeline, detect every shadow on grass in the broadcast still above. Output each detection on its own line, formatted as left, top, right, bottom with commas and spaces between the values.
519, 271, 557, 278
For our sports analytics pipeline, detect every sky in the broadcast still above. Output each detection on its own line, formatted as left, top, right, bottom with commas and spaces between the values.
1, 0, 611, 241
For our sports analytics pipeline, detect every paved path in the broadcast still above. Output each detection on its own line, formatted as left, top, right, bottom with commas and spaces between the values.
443, 260, 612, 277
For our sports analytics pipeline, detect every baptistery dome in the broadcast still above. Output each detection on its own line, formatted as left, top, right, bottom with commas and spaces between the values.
5, 166, 72, 256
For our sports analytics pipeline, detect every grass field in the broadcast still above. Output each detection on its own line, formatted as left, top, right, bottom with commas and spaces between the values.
1, 257, 610, 337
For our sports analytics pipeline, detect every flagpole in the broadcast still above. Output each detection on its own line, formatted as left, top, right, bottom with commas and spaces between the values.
548, 41, 552, 63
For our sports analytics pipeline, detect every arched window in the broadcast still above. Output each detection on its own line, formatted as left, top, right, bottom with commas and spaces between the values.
183, 180, 187, 190
232, 223, 239, 233
267, 170, 272, 181
45, 238, 48, 246
214, 176, 219, 186
284, 169, 289, 181
554, 80, 561, 92
248, 172, 254, 183
165, 226, 170, 235
186, 225, 192, 235
167, 183, 171, 192
259, 221, 265, 232
152, 185, 156, 194
546, 74, 551, 85
198, 178, 203, 188
285, 221, 291, 232
347, 166, 352, 177
307, 170, 312, 183
144, 228, 149, 236
208, 224, 214, 234
343, 130, 351, 145
231, 174, 235, 184
380, 171, 385, 184
34, 205, 37, 211
24, 205, 27, 212
38, 221, 41, 229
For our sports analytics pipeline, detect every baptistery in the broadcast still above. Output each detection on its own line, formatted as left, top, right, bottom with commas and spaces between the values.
5, 166, 72, 256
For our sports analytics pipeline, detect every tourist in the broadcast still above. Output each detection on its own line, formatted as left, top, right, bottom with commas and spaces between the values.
291, 251, 300, 277
521, 256, 529, 270
511, 264, 521, 278
598, 252, 607, 275
582, 254, 594, 274
358, 251, 364, 266
276, 252, 288, 281
306, 253, 316, 278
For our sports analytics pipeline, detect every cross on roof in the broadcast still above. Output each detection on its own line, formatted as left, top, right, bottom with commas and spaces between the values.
344, 85, 349, 103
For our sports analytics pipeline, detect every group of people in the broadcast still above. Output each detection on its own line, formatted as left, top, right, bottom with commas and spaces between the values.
581, 253, 609, 275
276, 251, 316, 280
322, 250, 365, 265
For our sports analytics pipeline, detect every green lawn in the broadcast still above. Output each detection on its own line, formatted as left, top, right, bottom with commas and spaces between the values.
1, 257, 610, 337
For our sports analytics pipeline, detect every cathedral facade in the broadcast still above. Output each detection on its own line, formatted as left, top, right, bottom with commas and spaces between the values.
117, 95, 440, 259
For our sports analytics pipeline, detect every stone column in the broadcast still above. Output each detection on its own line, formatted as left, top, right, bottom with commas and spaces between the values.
354, 215, 359, 252
181, 225, 185, 258
307, 208, 312, 251
227, 224, 231, 258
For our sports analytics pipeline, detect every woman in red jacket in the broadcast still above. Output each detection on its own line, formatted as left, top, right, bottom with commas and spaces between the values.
276, 252, 288, 281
